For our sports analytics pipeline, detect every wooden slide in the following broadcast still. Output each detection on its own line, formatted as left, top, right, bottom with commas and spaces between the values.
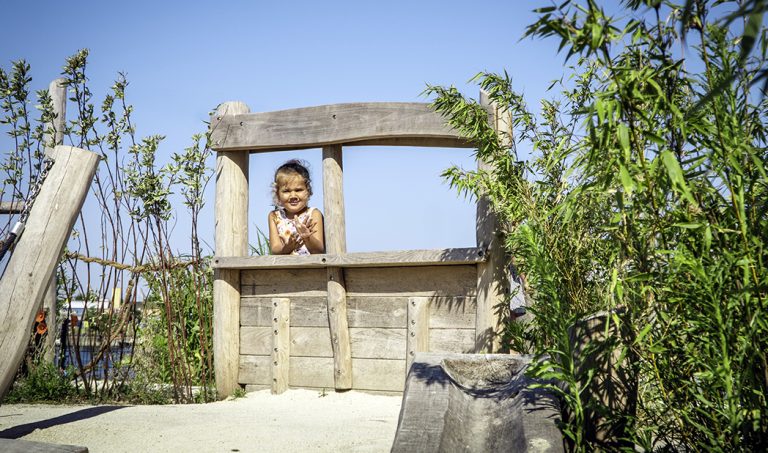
0, 146, 100, 402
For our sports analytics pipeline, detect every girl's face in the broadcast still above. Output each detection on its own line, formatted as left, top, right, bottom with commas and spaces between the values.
276, 174, 310, 216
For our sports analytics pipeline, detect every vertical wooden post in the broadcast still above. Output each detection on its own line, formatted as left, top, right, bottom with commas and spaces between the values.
474, 91, 508, 353
569, 310, 636, 449
271, 297, 290, 394
212, 101, 250, 399
406, 297, 430, 372
322, 144, 352, 390
40, 78, 67, 363
0, 146, 100, 401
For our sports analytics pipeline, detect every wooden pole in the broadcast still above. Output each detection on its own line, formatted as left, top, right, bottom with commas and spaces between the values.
0, 145, 100, 401
41, 78, 67, 363
212, 101, 250, 399
474, 91, 508, 353
322, 144, 352, 390
406, 297, 429, 372
271, 297, 290, 394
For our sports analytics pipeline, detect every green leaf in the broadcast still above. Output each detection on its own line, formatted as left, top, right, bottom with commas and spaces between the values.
644, 131, 666, 146
619, 164, 634, 196
661, 150, 697, 205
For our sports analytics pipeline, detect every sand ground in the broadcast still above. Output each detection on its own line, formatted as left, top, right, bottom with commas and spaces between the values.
0, 389, 403, 452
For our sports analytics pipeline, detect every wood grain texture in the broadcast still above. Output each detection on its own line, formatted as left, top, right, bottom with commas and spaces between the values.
0, 202, 22, 214
241, 296, 328, 327
270, 298, 290, 394
241, 295, 474, 329
239, 355, 406, 392
209, 102, 467, 152
241, 326, 406, 359
345, 266, 477, 297
0, 146, 99, 400
215, 248, 485, 269
241, 268, 327, 296
322, 144, 346, 254
41, 78, 67, 362
407, 297, 430, 371
212, 101, 250, 399
430, 328, 476, 353
475, 92, 507, 353
327, 267, 352, 389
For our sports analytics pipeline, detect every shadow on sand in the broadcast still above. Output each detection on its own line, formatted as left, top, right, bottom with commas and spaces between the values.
0, 406, 126, 439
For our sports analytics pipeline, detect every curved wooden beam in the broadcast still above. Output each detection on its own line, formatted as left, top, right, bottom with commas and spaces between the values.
209, 102, 472, 152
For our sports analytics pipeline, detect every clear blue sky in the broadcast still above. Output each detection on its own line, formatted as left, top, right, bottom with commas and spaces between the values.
1, 0, 566, 254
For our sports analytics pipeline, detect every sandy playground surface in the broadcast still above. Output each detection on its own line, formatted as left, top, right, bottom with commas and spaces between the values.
0, 389, 403, 452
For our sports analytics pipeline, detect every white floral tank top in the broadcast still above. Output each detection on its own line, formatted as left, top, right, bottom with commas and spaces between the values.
272, 207, 317, 255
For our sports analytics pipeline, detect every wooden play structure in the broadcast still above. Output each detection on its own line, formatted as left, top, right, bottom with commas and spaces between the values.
210, 95, 509, 397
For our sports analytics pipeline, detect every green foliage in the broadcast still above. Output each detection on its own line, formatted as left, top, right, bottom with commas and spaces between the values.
135, 259, 214, 393
1, 50, 218, 405
250, 226, 270, 256
5, 361, 79, 403
429, 1, 767, 450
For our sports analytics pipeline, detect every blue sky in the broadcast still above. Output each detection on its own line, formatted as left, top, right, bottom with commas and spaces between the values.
1, 0, 566, 254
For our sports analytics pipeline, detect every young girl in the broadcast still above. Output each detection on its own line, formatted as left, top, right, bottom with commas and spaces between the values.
268, 160, 325, 255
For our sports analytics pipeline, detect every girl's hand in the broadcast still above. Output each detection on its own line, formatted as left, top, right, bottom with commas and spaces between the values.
294, 217, 317, 240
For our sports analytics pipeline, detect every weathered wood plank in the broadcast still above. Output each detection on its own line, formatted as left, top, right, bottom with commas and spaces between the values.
407, 297, 430, 371
429, 297, 476, 329
213, 101, 250, 399
345, 266, 477, 297
0, 146, 100, 400
0, 201, 22, 214
241, 268, 327, 296
209, 102, 467, 152
347, 296, 407, 328
239, 355, 270, 384
241, 295, 474, 328
240, 326, 273, 355
350, 328, 406, 359
271, 297, 290, 394
215, 248, 485, 269
241, 326, 406, 359
430, 328, 476, 353
240, 355, 406, 391
352, 358, 406, 392
241, 296, 328, 327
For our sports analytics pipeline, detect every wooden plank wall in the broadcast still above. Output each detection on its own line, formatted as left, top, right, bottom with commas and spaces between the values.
238, 265, 477, 392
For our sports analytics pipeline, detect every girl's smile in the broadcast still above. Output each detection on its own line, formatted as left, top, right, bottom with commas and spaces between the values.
277, 175, 309, 217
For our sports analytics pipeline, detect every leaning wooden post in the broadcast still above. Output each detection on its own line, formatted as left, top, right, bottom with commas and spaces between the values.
322, 144, 352, 390
40, 77, 67, 363
212, 101, 250, 399
474, 91, 508, 353
0, 145, 100, 401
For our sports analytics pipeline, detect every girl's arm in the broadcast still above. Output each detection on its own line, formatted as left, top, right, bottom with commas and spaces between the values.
268, 211, 298, 255
300, 209, 325, 254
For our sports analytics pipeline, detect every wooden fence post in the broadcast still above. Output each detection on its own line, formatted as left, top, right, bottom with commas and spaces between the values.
323, 144, 352, 390
0, 145, 100, 401
474, 91, 509, 353
212, 101, 250, 399
271, 297, 290, 394
406, 297, 430, 372
40, 78, 67, 363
